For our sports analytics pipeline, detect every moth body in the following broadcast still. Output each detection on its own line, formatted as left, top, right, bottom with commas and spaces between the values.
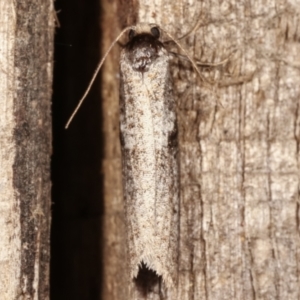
119, 24, 179, 288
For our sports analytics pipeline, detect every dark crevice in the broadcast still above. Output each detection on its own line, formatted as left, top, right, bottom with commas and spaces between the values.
51, 0, 103, 299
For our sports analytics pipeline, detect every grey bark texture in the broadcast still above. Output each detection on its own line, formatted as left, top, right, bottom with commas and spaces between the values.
0, 0, 54, 299
101, 0, 300, 299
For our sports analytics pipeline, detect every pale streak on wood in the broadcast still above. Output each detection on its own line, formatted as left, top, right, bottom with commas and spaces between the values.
0, 1, 20, 299
138, 0, 201, 36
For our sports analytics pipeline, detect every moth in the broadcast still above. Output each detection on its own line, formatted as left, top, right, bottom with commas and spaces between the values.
119, 24, 179, 288
66, 23, 202, 289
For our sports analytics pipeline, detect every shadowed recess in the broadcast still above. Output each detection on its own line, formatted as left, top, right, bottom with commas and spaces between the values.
134, 262, 163, 296
50, 0, 103, 299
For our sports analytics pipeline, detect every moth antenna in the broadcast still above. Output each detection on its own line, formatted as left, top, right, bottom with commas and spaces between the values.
159, 27, 206, 82
176, 18, 202, 41
65, 25, 133, 129
169, 51, 230, 67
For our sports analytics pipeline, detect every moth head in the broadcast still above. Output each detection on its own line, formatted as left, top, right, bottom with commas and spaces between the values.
129, 23, 161, 40
125, 24, 165, 73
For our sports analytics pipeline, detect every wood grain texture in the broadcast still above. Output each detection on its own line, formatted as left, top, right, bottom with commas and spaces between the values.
14, 1, 54, 298
0, 0, 53, 299
101, 0, 300, 299
0, 2, 20, 298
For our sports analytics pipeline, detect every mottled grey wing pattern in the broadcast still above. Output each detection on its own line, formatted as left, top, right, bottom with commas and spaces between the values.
119, 25, 179, 288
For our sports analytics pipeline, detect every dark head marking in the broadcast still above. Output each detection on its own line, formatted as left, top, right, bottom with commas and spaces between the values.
129, 29, 135, 40
150, 26, 160, 39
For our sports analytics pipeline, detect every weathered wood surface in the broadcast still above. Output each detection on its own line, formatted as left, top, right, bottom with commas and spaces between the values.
0, 0, 53, 299
101, 0, 300, 299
